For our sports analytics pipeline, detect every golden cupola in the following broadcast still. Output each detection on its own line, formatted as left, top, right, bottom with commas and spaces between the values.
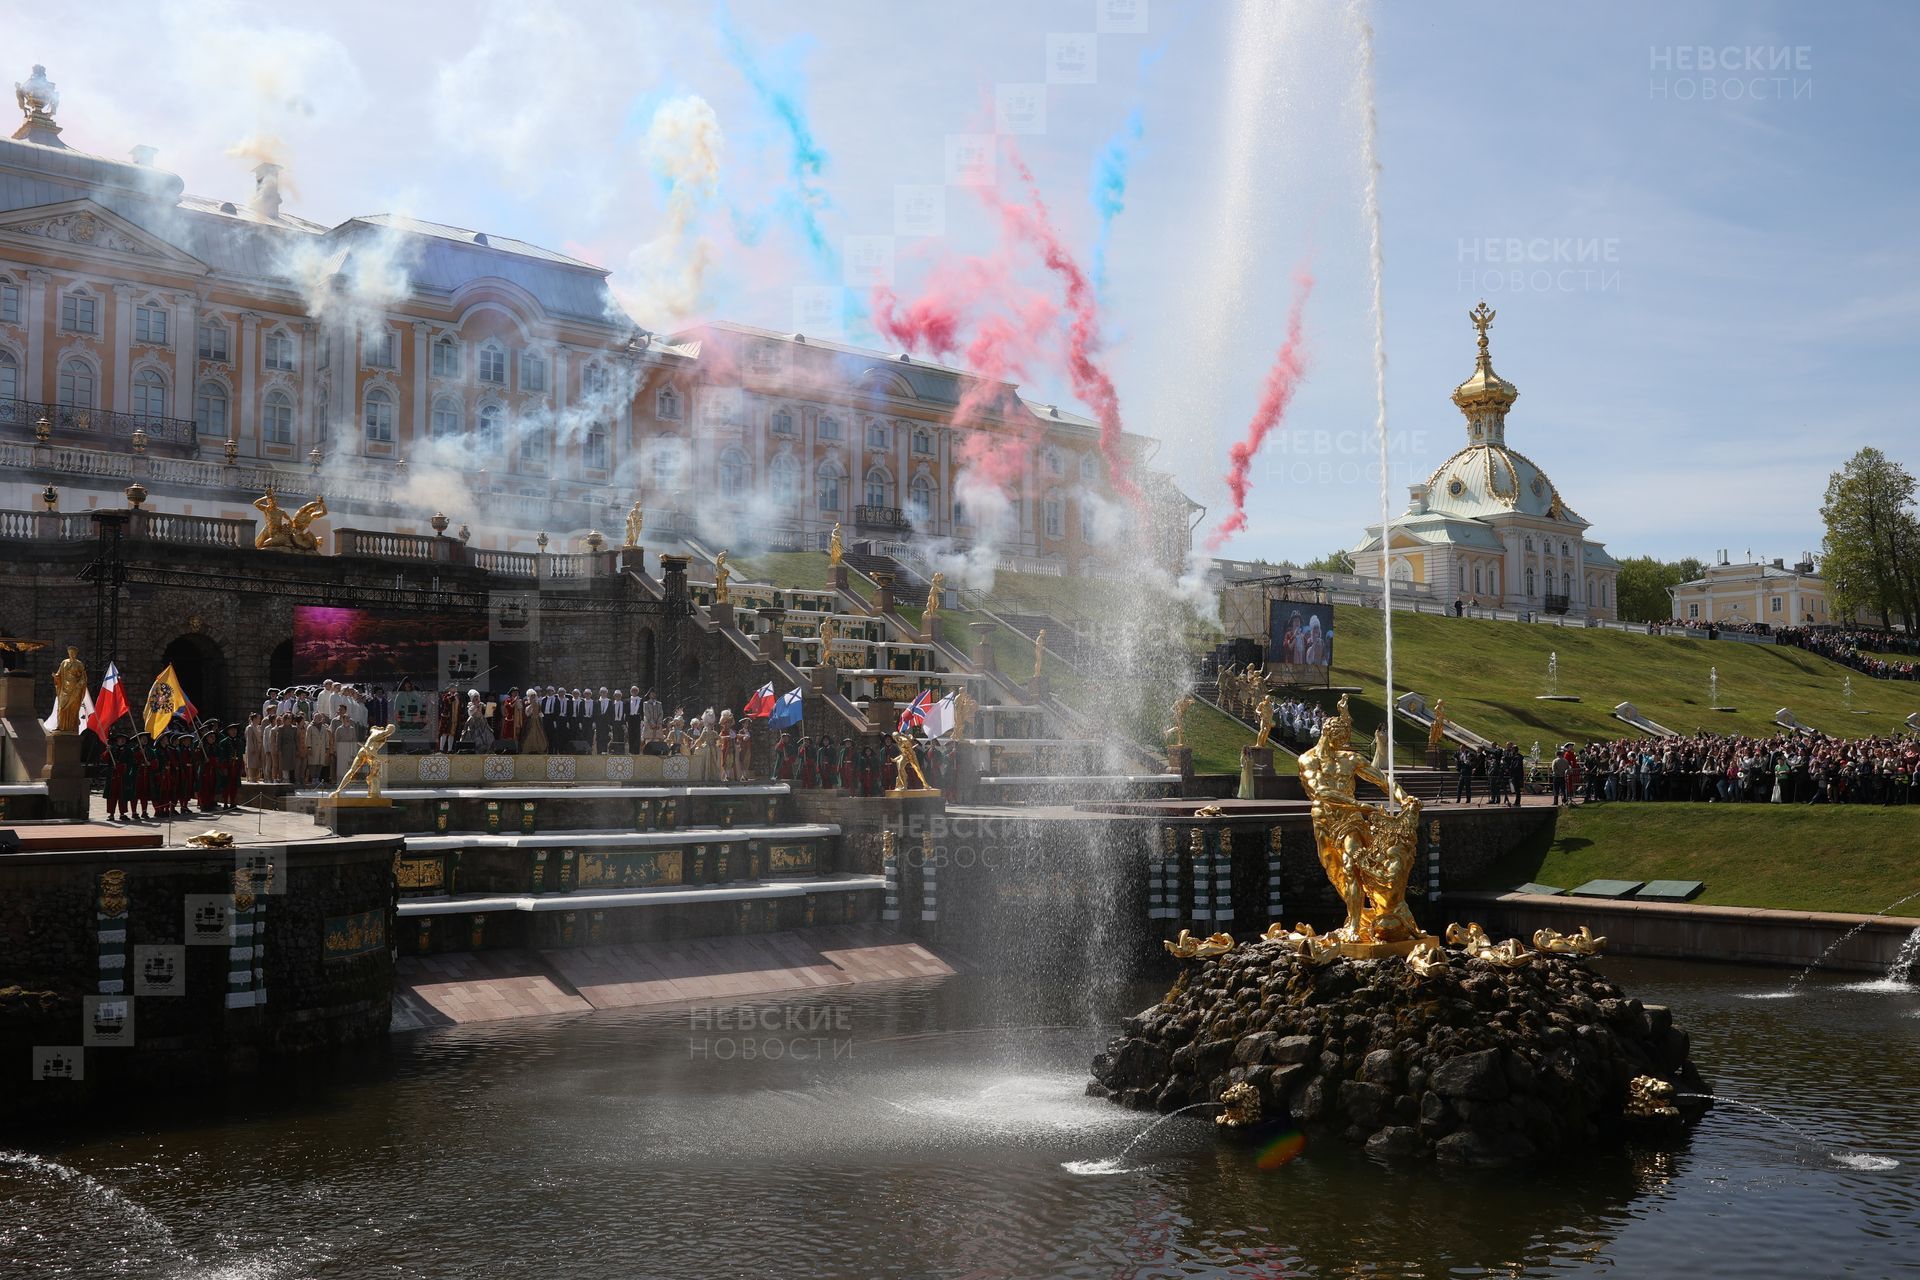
1451, 300, 1518, 447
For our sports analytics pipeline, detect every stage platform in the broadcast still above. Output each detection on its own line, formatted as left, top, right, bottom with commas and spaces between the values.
0, 821, 165, 853
377, 751, 722, 788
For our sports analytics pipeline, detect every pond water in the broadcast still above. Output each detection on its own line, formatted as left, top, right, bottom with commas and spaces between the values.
4, 958, 1917, 1278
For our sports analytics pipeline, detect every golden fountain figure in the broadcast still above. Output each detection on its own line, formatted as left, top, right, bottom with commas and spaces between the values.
924, 571, 946, 621
623, 500, 644, 547
713, 551, 731, 605
1164, 694, 1194, 750
51, 645, 87, 734
1427, 698, 1448, 752
1296, 694, 1433, 956
1253, 693, 1275, 749
828, 523, 843, 569
331, 724, 398, 803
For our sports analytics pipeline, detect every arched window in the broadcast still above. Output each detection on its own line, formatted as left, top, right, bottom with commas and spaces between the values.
1474, 564, 1484, 594
772, 407, 795, 436
197, 319, 229, 361
57, 359, 94, 409
364, 388, 394, 442
432, 336, 460, 378
1525, 567, 1536, 597
263, 389, 294, 445
864, 467, 891, 509
650, 438, 685, 491
771, 453, 799, 505
315, 382, 329, 441
719, 446, 750, 500
908, 473, 934, 523
1563, 572, 1572, 596
0, 349, 16, 403
656, 385, 681, 420
1080, 453, 1100, 484
196, 381, 229, 437
522, 421, 549, 466
1458, 565, 1466, 591
263, 328, 295, 371
581, 422, 605, 470
1044, 447, 1063, 477
1524, 535, 1534, 552
132, 369, 167, 420
816, 460, 844, 513
478, 342, 505, 384
430, 395, 462, 439
1044, 494, 1064, 539
477, 403, 504, 452
1561, 540, 1570, 557
818, 413, 840, 440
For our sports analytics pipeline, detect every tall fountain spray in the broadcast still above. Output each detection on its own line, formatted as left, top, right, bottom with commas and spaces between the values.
1547, 651, 1558, 697
1844, 675, 1853, 714
1353, 0, 1395, 792
1709, 666, 1719, 710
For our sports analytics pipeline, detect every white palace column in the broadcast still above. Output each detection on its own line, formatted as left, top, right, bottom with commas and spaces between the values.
410, 321, 430, 448
110, 284, 135, 413
23, 270, 47, 401
171, 291, 195, 422
239, 312, 259, 457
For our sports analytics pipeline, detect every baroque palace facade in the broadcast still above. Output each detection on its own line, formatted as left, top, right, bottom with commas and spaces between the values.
1350, 302, 1620, 621
0, 67, 1195, 569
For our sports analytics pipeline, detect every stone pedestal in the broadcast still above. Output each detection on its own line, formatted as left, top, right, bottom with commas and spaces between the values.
831, 564, 849, 591
1426, 748, 1449, 769
1026, 674, 1050, 699
1238, 744, 1275, 801
40, 730, 88, 820
1167, 745, 1194, 787
870, 572, 894, 617
866, 699, 897, 734
969, 621, 997, 672
0, 671, 47, 781
713, 601, 735, 630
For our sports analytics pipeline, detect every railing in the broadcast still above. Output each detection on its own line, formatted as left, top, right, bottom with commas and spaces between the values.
132, 509, 253, 548
1542, 593, 1571, 615
469, 548, 539, 577
335, 528, 448, 561
854, 504, 909, 531
0, 510, 96, 541
0, 397, 199, 453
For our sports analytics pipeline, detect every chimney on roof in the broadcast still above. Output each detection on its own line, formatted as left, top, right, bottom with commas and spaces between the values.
249, 161, 283, 219
130, 144, 157, 166
1772, 557, 1785, 569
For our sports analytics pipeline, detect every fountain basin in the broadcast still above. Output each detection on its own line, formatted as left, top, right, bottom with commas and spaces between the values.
1089, 943, 1704, 1166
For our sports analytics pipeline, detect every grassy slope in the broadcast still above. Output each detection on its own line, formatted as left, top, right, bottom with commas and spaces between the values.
1468, 804, 1920, 916
1329, 606, 1920, 750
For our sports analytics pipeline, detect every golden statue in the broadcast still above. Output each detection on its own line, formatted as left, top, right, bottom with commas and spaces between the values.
1163, 929, 1234, 959
290, 495, 328, 550
828, 523, 843, 568
1253, 693, 1275, 749
713, 551, 731, 605
889, 730, 933, 793
1164, 694, 1194, 750
816, 615, 838, 666
331, 724, 397, 801
1370, 725, 1389, 770
254, 487, 326, 552
1405, 938, 1450, 977
1216, 1081, 1262, 1128
952, 689, 977, 740
1533, 925, 1606, 957
1260, 921, 1341, 965
924, 571, 946, 620
52, 645, 87, 734
624, 500, 644, 547
1427, 698, 1447, 751
1297, 694, 1429, 954
1031, 629, 1047, 680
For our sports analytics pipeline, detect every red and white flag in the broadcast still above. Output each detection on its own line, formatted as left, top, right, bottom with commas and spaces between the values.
87, 662, 130, 739
743, 681, 777, 718
897, 689, 934, 732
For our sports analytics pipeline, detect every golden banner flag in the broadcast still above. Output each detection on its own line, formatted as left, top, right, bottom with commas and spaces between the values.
143, 664, 190, 738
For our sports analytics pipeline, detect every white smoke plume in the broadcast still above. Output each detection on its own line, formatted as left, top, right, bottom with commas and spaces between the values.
611, 96, 726, 326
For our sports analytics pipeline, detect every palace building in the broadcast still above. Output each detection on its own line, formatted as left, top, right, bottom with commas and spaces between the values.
1668, 553, 1829, 627
0, 66, 1195, 569
1349, 302, 1620, 620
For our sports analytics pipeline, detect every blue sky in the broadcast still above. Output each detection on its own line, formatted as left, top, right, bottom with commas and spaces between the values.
11, 0, 1915, 566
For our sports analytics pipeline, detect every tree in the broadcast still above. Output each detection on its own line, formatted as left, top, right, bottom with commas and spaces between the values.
1614, 555, 1702, 623
1302, 549, 1353, 574
1821, 448, 1920, 632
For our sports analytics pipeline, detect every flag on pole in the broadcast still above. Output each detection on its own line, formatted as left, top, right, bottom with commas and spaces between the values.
767, 686, 804, 730
743, 681, 776, 718
87, 662, 130, 740
43, 686, 92, 734
898, 689, 933, 732
143, 664, 194, 738
921, 692, 958, 740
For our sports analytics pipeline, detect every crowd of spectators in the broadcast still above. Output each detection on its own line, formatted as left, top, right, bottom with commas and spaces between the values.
1777, 627, 1920, 681
1570, 729, 1918, 805
1213, 665, 1328, 748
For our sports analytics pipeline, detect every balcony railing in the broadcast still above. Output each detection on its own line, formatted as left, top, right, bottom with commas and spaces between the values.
0, 507, 252, 547
854, 504, 909, 531
0, 397, 199, 454
1543, 593, 1571, 615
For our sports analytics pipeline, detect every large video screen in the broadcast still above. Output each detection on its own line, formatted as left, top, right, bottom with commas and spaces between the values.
292, 606, 488, 683
1267, 601, 1334, 685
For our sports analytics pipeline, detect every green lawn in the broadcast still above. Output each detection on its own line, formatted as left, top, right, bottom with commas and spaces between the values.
1329, 606, 1920, 751
1467, 804, 1920, 916
733, 551, 834, 590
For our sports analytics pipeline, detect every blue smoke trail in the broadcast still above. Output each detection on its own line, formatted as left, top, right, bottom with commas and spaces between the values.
714, 0, 861, 331
1089, 108, 1143, 293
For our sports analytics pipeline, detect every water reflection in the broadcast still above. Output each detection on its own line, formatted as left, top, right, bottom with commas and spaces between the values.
1, 958, 1915, 1278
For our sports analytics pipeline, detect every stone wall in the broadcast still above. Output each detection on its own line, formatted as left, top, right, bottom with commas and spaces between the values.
0, 834, 400, 1120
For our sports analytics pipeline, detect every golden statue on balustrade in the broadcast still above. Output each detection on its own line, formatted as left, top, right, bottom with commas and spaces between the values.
1427, 698, 1448, 751
713, 551, 731, 605
924, 571, 946, 621
828, 522, 843, 569
253, 487, 327, 553
1297, 694, 1432, 957
330, 723, 397, 805
52, 645, 87, 734
624, 500, 644, 547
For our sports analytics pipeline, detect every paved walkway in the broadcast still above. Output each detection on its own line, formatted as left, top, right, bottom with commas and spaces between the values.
84, 794, 331, 845
391, 924, 958, 1031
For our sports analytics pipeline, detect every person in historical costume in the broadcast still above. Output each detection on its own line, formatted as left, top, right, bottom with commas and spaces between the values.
667, 710, 689, 755
518, 686, 550, 754
498, 689, 521, 754
367, 685, 392, 729
795, 735, 816, 787
221, 722, 243, 808
436, 687, 459, 753
103, 731, 128, 820
838, 737, 855, 790
732, 717, 752, 780
463, 690, 495, 753
609, 685, 627, 753
305, 714, 333, 788
596, 686, 616, 754
131, 733, 156, 820
273, 715, 297, 787
818, 737, 840, 791
880, 745, 897, 793
244, 712, 265, 783
625, 686, 644, 751
772, 731, 793, 782
854, 742, 875, 796
196, 723, 220, 810
644, 689, 664, 744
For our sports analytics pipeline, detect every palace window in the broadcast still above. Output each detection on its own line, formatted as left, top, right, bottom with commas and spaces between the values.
908, 474, 934, 523
817, 461, 844, 512
582, 362, 609, 397
315, 383, 329, 441
1523, 535, 1534, 552
1474, 564, 1484, 594
1044, 496, 1064, 539
198, 319, 229, 361
364, 388, 395, 442
60, 289, 96, 335
477, 403, 504, 452
583, 423, 607, 471
1525, 568, 1536, 596
317, 333, 330, 369
0, 281, 19, 325
912, 429, 933, 456
1044, 447, 1063, 477
131, 368, 166, 419
866, 420, 890, 450
818, 413, 841, 440
519, 350, 546, 393
263, 390, 294, 445
263, 329, 295, 371
1080, 453, 1100, 484
366, 330, 397, 369
1688, 603, 1699, 620
430, 396, 461, 439
772, 407, 795, 436
0, 349, 16, 402
650, 439, 684, 490
1771, 596, 1783, 614
522, 423, 549, 467
719, 446, 750, 500
771, 453, 799, 505
656, 385, 681, 420
432, 336, 460, 378
135, 303, 168, 345
478, 343, 506, 385
1081, 501, 1098, 542
195, 381, 228, 437
57, 358, 94, 408
864, 467, 891, 508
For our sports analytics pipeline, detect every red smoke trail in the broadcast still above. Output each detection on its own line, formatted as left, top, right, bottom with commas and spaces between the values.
1206, 267, 1315, 551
